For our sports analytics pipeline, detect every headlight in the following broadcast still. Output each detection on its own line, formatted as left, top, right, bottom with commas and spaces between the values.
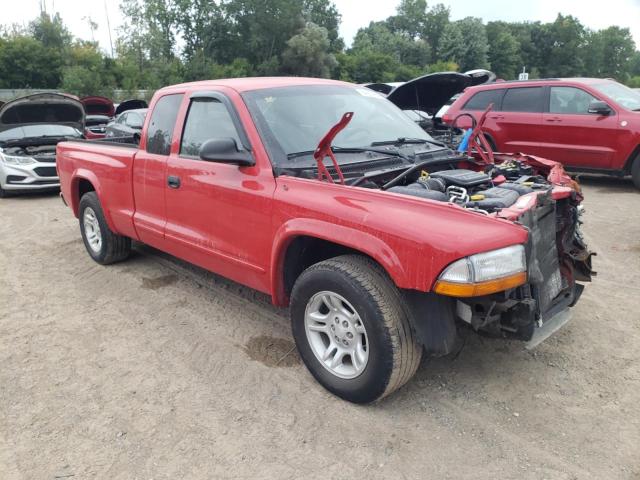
434, 244, 527, 297
0, 153, 37, 165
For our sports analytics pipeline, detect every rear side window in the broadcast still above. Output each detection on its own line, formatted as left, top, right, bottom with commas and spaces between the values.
146, 94, 184, 155
180, 97, 242, 157
501, 87, 543, 113
463, 89, 505, 111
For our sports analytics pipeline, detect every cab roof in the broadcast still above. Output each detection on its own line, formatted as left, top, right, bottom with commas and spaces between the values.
160, 77, 352, 94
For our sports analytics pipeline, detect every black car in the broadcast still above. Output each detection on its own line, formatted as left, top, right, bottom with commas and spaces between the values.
105, 108, 148, 138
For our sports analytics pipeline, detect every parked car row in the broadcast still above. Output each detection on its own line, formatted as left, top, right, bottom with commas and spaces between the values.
0, 93, 148, 196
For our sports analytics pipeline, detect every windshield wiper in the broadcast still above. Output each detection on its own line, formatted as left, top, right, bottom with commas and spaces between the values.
372, 137, 446, 148
287, 145, 414, 162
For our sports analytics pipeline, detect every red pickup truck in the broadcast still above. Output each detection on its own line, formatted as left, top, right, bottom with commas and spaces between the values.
57, 77, 593, 403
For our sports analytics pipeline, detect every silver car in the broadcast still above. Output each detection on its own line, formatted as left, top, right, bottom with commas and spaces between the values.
0, 93, 84, 197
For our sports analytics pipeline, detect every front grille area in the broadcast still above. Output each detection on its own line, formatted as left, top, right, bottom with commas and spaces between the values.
33, 154, 57, 163
34, 166, 58, 177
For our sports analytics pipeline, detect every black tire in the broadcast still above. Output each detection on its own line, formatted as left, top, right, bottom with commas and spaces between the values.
0, 184, 9, 198
482, 133, 498, 152
632, 156, 640, 190
78, 192, 131, 264
290, 255, 422, 403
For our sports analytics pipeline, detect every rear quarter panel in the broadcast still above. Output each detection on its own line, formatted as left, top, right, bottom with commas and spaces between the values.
57, 141, 138, 239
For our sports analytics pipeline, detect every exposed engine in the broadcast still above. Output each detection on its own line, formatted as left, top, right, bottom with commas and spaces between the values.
381, 160, 555, 214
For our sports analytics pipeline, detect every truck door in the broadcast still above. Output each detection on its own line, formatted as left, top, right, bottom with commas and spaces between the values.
540, 86, 619, 169
132, 93, 184, 246
163, 91, 276, 293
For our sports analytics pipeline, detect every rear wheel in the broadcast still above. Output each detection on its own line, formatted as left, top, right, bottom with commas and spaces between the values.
290, 255, 422, 403
631, 156, 640, 189
79, 192, 131, 264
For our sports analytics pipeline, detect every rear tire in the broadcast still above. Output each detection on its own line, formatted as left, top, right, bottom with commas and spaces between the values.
78, 192, 131, 264
290, 255, 422, 403
632, 156, 640, 190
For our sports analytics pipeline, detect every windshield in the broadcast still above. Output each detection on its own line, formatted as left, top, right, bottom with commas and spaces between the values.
0, 124, 82, 143
242, 85, 433, 165
592, 82, 640, 111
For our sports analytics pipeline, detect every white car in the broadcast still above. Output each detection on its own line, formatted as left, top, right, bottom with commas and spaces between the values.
0, 93, 84, 197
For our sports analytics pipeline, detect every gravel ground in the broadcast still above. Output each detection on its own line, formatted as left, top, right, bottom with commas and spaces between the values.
0, 177, 639, 480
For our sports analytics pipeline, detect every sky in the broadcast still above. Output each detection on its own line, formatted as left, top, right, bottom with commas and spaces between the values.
3, 0, 640, 57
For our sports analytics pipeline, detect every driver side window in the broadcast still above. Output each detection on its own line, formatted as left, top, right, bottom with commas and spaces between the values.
180, 97, 242, 158
550, 87, 598, 115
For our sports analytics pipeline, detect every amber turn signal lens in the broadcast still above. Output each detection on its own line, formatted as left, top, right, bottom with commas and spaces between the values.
433, 271, 527, 297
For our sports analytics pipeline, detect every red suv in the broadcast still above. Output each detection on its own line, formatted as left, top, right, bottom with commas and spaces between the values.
443, 78, 640, 188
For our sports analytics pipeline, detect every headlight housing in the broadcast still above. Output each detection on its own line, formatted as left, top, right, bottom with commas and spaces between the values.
0, 153, 37, 165
434, 244, 527, 297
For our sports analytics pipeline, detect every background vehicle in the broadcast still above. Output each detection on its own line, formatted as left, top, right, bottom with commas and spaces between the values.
443, 78, 640, 188
0, 93, 84, 196
105, 108, 147, 138
365, 70, 495, 144
81, 96, 115, 139
56, 78, 592, 403
85, 114, 112, 139
114, 99, 148, 116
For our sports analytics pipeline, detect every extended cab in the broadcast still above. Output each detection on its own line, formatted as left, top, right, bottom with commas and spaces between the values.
443, 78, 640, 188
57, 78, 593, 403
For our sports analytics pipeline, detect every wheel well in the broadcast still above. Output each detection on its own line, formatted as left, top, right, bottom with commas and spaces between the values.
282, 236, 374, 299
77, 178, 95, 200
623, 144, 640, 174
482, 132, 497, 151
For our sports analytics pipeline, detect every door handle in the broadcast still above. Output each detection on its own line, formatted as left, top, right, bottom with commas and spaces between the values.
488, 115, 504, 119
167, 175, 181, 189
545, 117, 561, 122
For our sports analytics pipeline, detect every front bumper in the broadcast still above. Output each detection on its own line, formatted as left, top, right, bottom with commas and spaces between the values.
0, 162, 59, 191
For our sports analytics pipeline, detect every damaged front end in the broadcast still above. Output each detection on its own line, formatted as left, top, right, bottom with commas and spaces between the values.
453, 186, 594, 347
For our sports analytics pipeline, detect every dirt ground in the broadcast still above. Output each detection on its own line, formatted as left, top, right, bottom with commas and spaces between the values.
1, 177, 639, 480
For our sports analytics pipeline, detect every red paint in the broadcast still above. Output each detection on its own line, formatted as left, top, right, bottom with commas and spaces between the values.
443, 78, 640, 174
58, 78, 573, 307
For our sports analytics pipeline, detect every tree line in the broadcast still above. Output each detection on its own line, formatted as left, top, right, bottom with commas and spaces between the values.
1, 0, 639, 99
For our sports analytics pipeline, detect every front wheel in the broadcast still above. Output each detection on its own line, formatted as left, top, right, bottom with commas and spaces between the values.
290, 255, 422, 403
79, 192, 131, 264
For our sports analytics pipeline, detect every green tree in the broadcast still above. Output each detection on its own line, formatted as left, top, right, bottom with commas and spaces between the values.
389, 0, 428, 39
302, 0, 343, 52
0, 35, 58, 88
438, 22, 465, 65
544, 14, 586, 77
487, 21, 520, 79
456, 17, 490, 70
282, 23, 337, 77
352, 21, 429, 67
423, 3, 450, 58
599, 26, 636, 80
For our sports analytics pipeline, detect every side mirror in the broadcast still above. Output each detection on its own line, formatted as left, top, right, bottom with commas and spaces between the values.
588, 100, 612, 115
199, 137, 255, 166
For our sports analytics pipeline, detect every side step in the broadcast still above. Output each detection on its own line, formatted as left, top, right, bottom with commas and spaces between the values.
525, 309, 572, 350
